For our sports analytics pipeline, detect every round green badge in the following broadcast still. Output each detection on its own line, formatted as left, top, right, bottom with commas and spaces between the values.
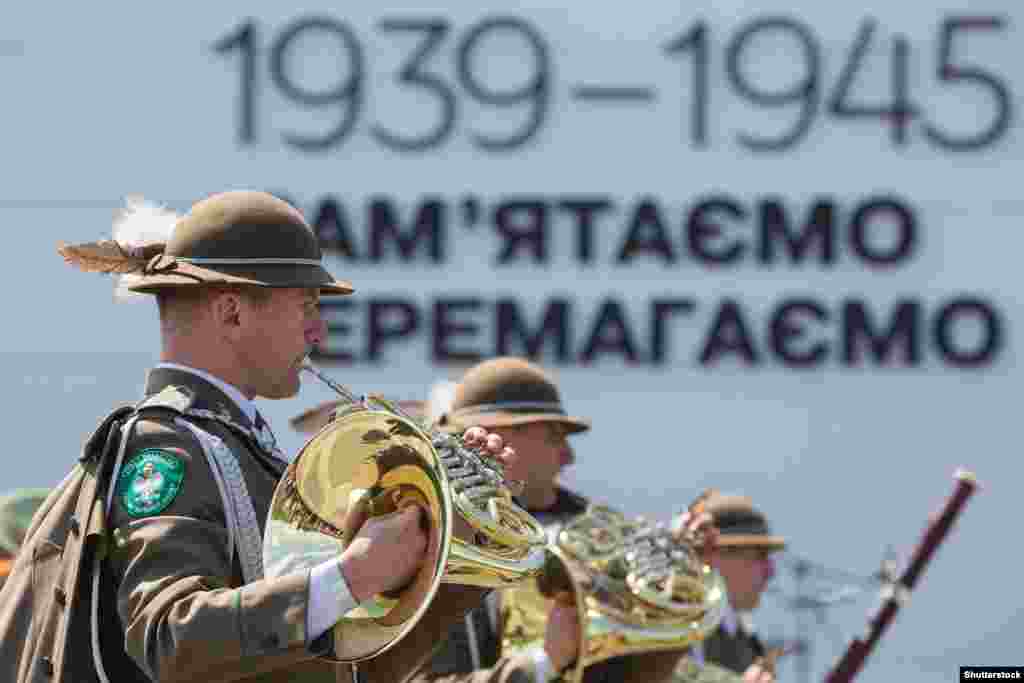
118, 449, 185, 517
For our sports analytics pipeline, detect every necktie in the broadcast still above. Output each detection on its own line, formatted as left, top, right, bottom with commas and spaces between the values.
253, 410, 283, 459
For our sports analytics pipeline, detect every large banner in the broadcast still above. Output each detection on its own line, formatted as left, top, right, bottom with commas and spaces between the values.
210, 10, 1012, 370
3, 2, 1019, 680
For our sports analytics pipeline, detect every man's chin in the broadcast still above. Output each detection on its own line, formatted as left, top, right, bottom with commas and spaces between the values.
261, 379, 302, 401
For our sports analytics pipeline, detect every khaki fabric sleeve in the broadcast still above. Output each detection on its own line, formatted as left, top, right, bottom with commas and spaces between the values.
106, 416, 320, 683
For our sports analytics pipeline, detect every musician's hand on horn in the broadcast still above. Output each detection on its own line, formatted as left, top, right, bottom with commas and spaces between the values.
673, 489, 720, 564
332, 428, 513, 604
673, 510, 719, 565
338, 506, 428, 603
462, 427, 518, 470
544, 598, 580, 672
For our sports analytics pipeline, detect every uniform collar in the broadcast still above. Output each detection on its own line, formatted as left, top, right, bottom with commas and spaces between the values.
146, 363, 256, 427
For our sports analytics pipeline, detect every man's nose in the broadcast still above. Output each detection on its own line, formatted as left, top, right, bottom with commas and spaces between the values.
762, 556, 776, 581
560, 446, 575, 468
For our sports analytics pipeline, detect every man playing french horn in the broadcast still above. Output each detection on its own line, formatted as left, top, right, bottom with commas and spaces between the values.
408, 357, 721, 683
0, 192, 520, 683
672, 493, 784, 683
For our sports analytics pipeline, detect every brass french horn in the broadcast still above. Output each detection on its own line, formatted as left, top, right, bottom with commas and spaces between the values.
262, 359, 548, 662
501, 504, 727, 683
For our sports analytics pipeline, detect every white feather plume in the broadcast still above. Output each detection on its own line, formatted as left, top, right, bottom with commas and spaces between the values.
426, 380, 459, 426
111, 195, 181, 301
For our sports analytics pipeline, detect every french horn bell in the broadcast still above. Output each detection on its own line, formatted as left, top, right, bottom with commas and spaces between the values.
262, 359, 548, 662
502, 505, 727, 683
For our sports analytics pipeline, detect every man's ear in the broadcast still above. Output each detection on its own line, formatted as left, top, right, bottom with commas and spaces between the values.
210, 290, 244, 330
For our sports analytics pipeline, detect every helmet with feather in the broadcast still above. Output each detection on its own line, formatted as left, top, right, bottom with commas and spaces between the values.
57, 191, 352, 298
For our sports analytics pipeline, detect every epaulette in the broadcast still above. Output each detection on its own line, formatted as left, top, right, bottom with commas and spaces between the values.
134, 385, 196, 415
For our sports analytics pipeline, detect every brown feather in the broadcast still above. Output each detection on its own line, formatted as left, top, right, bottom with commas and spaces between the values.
56, 240, 159, 274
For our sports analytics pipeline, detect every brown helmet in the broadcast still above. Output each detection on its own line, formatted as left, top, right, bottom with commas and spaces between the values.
438, 357, 589, 434
701, 493, 786, 552
59, 190, 352, 296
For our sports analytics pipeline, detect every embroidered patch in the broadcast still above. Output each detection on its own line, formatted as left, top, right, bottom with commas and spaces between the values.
117, 449, 185, 517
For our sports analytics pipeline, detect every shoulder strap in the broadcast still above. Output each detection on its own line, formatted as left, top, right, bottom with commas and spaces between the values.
102, 414, 144, 520
174, 419, 264, 583
77, 405, 136, 464
93, 411, 143, 683
134, 385, 195, 414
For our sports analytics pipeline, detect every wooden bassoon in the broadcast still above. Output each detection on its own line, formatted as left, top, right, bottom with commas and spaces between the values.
823, 469, 978, 683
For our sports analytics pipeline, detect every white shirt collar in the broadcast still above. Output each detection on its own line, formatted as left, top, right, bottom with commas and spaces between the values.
718, 600, 755, 637
738, 610, 756, 637
155, 362, 257, 425
720, 600, 739, 637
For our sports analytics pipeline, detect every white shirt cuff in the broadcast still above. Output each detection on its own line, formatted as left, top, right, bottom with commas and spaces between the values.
307, 559, 358, 643
527, 644, 556, 683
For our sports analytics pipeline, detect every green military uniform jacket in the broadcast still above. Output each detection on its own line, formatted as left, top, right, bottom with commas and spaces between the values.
699, 624, 765, 676
672, 624, 765, 682
0, 367, 487, 683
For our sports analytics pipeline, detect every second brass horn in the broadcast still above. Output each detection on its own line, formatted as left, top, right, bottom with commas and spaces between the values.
262, 359, 547, 662
502, 505, 727, 683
